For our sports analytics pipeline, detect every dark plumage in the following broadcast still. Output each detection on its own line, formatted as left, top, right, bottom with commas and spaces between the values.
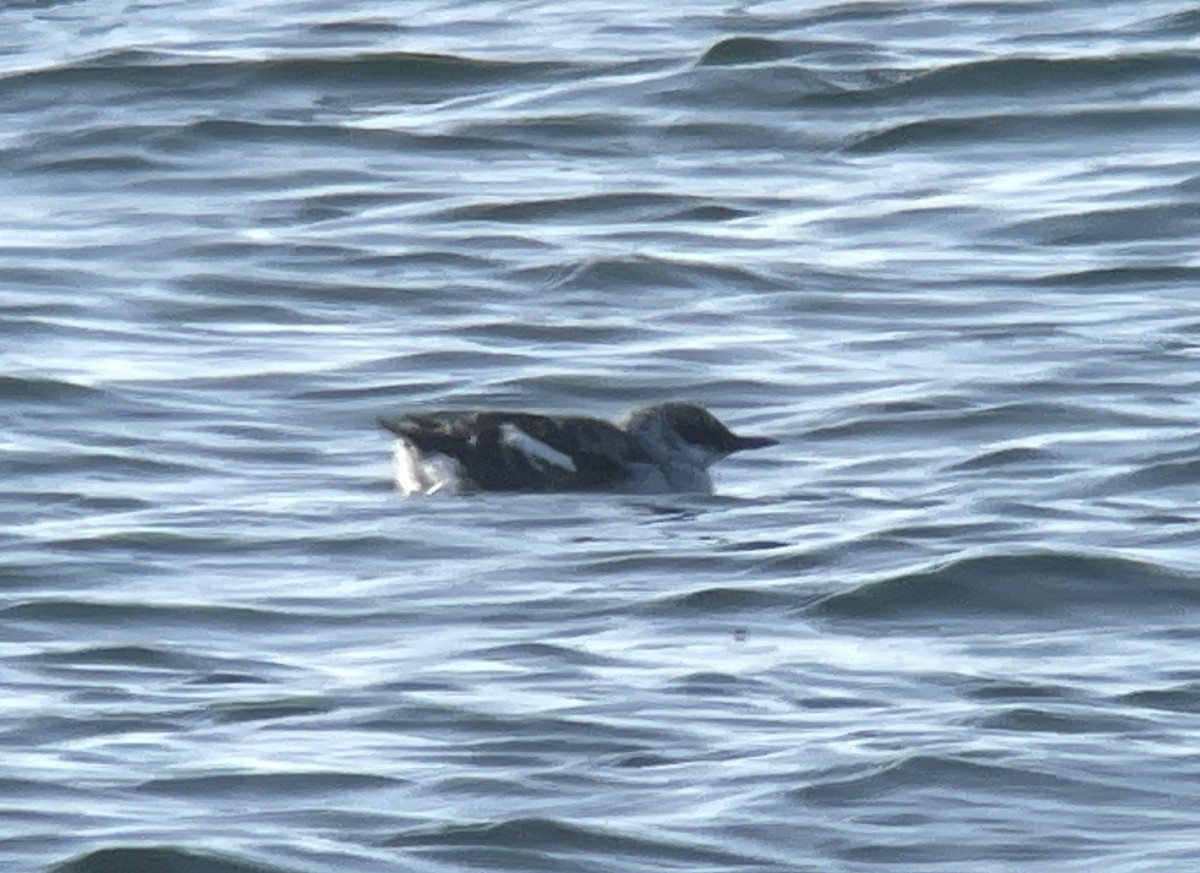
379, 410, 648, 492
379, 403, 777, 495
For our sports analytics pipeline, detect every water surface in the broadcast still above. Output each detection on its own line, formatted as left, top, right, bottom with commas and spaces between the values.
5, 1, 1200, 871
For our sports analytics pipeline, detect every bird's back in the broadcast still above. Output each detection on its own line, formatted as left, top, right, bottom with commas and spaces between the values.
380, 410, 648, 493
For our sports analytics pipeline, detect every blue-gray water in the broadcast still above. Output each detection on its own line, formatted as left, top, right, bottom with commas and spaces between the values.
5, 1, 1200, 871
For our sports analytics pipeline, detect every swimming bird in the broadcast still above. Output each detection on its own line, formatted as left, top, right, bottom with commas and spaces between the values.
379, 402, 777, 495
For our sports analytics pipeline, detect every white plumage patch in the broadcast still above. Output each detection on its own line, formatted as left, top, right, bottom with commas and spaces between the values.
499, 423, 577, 472
393, 442, 463, 496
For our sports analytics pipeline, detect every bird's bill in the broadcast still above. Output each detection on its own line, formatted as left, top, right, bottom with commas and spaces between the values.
733, 434, 778, 451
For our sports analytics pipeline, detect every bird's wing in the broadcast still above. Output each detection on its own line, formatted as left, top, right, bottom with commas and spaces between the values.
498, 413, 647, 490
379, 412, 643, 492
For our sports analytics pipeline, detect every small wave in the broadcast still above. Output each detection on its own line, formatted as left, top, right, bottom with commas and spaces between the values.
47, 528, 300, 556
307, 19, 406, 36
807, 399, 1138, 441
963, 679, 1077, 702
1090, 452, 1200, 495
1002, 203, 1200, 246
1, 48, 574, 92
1037, 265, 1200, 288
976, 706, 1146, 734
697, 37, 801, 66
254, 51, 574, 88
1, 123, 187, 175
652, 63, 839, 110
532, 254, 785, 294
11, 450, 207, 480
642, 584, 803, 615
662, 119, 811, 150
668, 670, 771, 698
574, 550, 734, 577
207, 697, 335, 725
173, 273, 406, 306
847, 107, 1198, 153
28, 154, 163, 173
17, 645, 283, 692
137, 771, 399, 797
3, 598, 309, 630
146, 300, 331, 326
470, 641, 620, 667
799, 753, 1142, 805
1134, 8, 1200, 36
384, 816, 760, 865
442, 192, 726, 224
1119, 683, 1200, 713
456, 319, 652, 346
7, 712, 182, 745
374, 348, 534, 370
49, 846, 290, 873
186, 118, 415, 150
880, 54, 1200, 102
811, 551, 1198, 622
0, 375, 104, 404
452, 112, 641, 151
948, 446, 1054, 471
188, 118, 521, 156
26, 644, 191, 669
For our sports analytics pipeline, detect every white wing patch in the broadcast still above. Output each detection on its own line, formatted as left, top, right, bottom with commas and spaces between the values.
500, 423, 577, 472
393, 442, 464, 496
